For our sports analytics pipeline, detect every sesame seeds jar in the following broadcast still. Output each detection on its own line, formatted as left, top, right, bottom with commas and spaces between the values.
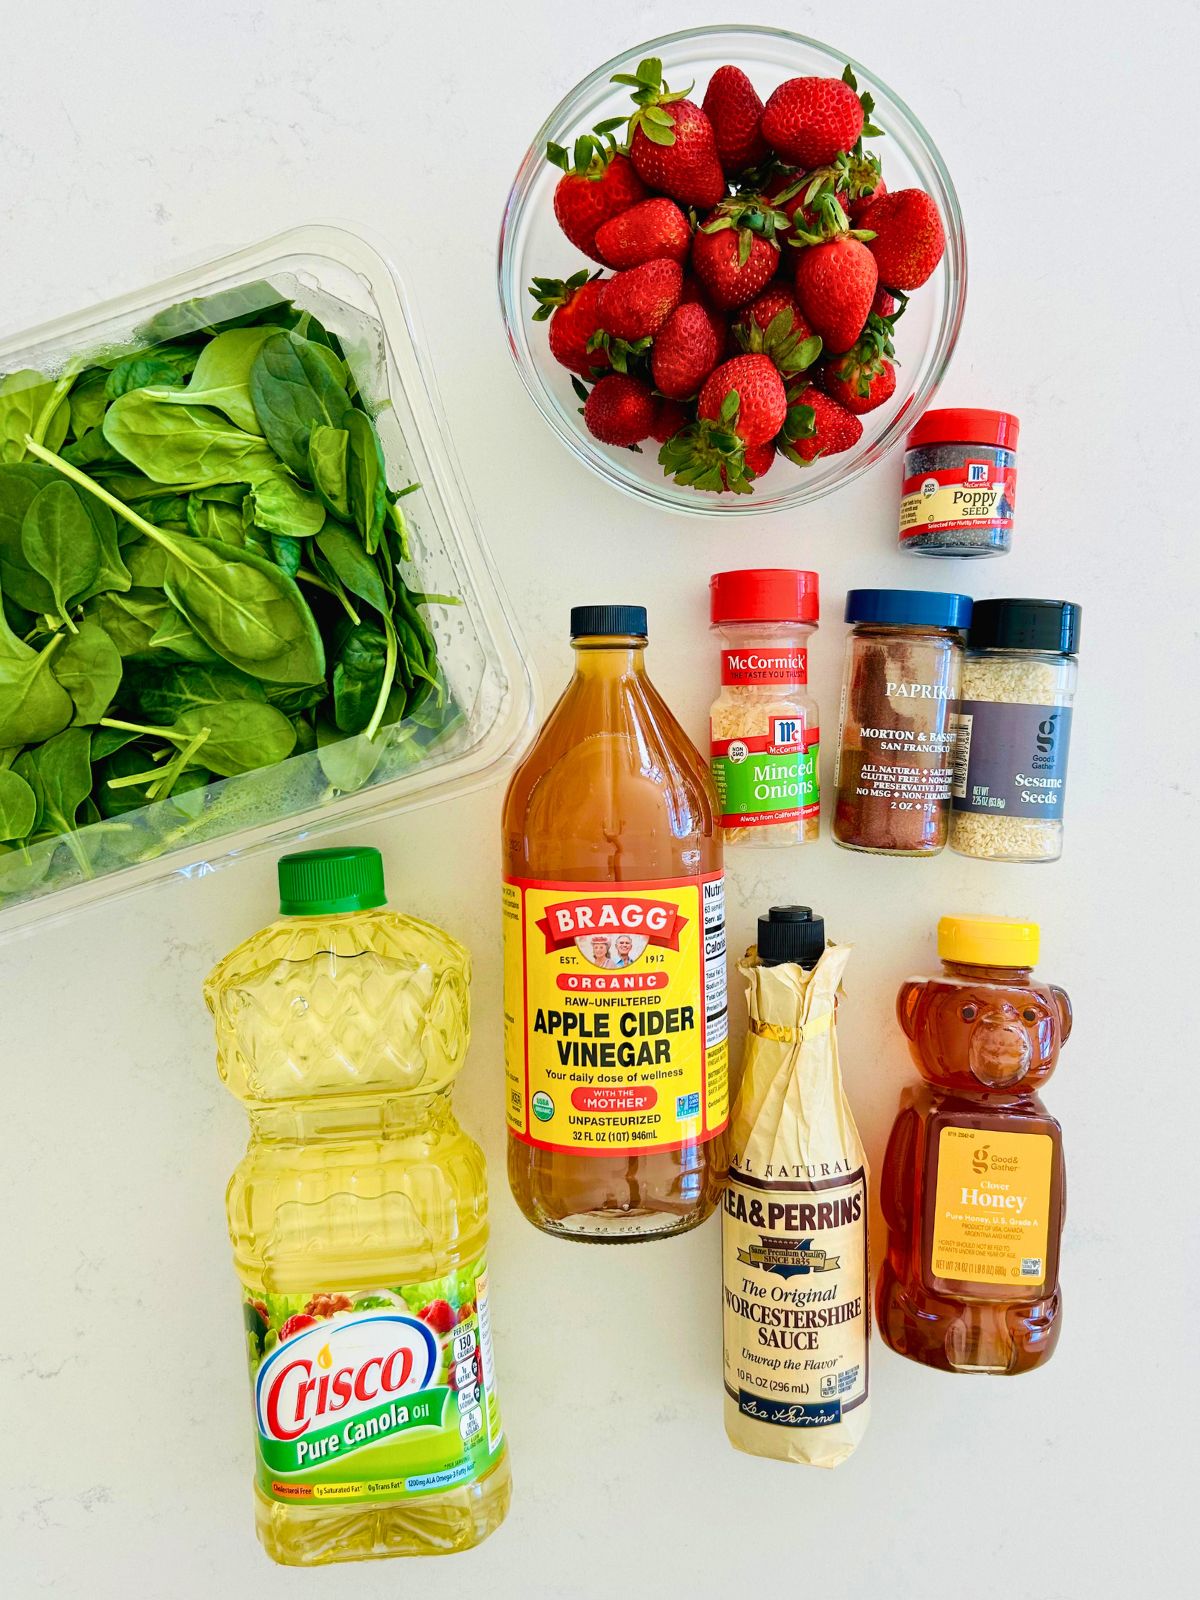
950, 599, 1081, 862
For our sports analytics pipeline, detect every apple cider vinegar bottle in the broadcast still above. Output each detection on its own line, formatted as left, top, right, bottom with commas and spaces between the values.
502, 606, 729, 1242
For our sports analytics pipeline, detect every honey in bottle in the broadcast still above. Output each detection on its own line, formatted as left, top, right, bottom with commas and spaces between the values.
502, 605, 729, 1241
877, 915, 1071, 1374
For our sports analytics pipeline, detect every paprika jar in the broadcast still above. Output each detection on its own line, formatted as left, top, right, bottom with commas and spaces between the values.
709, 569, 820, 848
899, 408, 1019, 557
833, 589, 972, 856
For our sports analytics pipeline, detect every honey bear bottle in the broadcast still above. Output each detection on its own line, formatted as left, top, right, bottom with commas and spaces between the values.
877, 916, 1071, 1375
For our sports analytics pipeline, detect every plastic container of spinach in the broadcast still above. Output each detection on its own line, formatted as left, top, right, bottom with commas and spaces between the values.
0, 226, 535, 936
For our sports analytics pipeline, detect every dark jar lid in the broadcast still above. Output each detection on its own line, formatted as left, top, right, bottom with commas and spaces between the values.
969, 598, 1081, 655
757, 906, 826, 969
905, 408, 1020, 451
845, 588, 973, 630
711, 569, 819, 625
570, 604, 648, 639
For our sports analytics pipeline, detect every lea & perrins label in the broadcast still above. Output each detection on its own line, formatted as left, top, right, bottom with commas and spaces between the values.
502, 875, 728, 1155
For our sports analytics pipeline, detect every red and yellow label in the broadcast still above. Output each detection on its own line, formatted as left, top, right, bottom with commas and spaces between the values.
503, 875, 728, 1155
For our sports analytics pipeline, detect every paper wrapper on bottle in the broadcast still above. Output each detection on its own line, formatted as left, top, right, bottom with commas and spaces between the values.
722, 943, 870, 1467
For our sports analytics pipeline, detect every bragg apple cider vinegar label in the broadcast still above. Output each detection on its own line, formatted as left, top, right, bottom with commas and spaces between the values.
503, 875, 728, 1154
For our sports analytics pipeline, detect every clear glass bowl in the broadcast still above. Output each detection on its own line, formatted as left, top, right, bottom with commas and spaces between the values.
0, 226, 536, 936
498, 25, 966, 517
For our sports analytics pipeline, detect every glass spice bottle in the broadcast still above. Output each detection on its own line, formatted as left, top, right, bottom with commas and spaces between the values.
950, 598, 1081, 863
898, 409, 1020, 558
832, 589, 972, 856
709, 569, 821, 848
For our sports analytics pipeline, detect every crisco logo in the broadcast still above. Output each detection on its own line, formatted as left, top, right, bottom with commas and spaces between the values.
256, 1314, 437, 1443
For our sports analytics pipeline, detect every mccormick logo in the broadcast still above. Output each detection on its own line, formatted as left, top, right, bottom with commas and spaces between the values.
256, 1314, 438, 1448
537, 897, 687, 967
966, 459, 990, 484
772, 718, 801, 749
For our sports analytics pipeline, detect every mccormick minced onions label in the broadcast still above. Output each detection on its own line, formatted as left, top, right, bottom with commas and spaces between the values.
244, 1262, 503, 1504
503, 875, 728, 1154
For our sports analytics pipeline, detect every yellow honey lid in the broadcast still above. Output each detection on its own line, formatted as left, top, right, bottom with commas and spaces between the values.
938, 915, 1039, 968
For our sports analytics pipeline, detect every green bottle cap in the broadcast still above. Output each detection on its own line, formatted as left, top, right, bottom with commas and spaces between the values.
277, 847, 386, 916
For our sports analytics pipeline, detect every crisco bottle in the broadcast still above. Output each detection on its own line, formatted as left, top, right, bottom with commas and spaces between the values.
205, 847, 510, 1565
503, 605, 729, 1241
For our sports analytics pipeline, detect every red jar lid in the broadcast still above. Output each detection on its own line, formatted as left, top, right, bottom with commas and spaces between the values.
905, 408, 1020, 451
710, 569, 819, 625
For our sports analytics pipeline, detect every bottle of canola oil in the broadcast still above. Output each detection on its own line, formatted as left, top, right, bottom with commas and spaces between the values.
503, 605, 729, 1242
205, 847, 510, 1566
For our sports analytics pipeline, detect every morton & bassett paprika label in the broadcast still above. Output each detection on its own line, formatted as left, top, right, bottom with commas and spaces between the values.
503, 874, 728, 1154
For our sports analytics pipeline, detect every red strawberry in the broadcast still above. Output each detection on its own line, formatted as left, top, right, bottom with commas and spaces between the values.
659, 353, 787, 494
699, 354, 787, 447
702, 65, 768, 173
650, 397, 688, 443
794, 235, 877, 353
651, 302, 722, 399
594, 197, 691, 268
764, 170, 822, 236
742, 285, 815, 342
692, 217, 779, 310
529, 272, 611, 377
848, 173, 886, 223
550, 148, 646, 262
616, 59, 726, 208
821, 353, 897, 414
744, 440, 776, 479
761, 77, 864, 168
858, 189, 945, 289
417, 1299, 456, 1335
734, 286, 822, 378
781, 384, 863, 463
872, 287, 898, 319
278, 1313, 318, 1342
597, 258, 683, 341
583, 373, 657, 446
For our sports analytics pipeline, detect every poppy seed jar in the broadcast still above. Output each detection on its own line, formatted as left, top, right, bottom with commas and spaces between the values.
899, 409, 1019, 557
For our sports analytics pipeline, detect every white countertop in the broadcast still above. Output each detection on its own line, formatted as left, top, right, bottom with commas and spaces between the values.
2, 1, 1193, 1596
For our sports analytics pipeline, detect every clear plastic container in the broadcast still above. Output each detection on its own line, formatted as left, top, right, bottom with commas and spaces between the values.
0, 227, 535, 937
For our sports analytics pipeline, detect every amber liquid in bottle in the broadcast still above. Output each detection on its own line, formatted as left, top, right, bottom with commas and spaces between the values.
877, 959, 1071, 1374
503, 627, 728, 1241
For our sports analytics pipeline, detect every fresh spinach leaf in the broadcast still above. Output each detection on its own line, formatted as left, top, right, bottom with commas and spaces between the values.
130, 662, 266, 724
345, 409, 386, 553
24, 727, 93, 838
147, 326, 277, 434
308, 425, 351, 519
103, 389, 277, 485
242, 467, 325, 538
333, 622, 388, 735
0, 765, 37, 841
316, 523, 388, 614
0, 593, 73, 746
249, 331, 351, 476
105, 354, 191, 401
51, 617, 123, 724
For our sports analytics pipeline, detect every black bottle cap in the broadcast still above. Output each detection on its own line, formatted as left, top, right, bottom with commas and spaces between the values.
757, 906, 826, 969
570, 604, 648, 639
968, 598, 1081, 655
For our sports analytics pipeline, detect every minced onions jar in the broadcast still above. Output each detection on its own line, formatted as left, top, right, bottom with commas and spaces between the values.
950, 598, 1081, 862
709, 569, 820, 848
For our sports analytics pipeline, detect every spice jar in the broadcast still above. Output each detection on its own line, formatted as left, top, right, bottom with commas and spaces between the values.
899, 409, 1019, 557
710, 569, 820, 847
950, 598, 1081, 862
833, 588, 972, 856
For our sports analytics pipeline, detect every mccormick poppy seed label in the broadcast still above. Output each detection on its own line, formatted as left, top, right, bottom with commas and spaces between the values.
502, 875, 728, 1154
244, 1262, 503, 1504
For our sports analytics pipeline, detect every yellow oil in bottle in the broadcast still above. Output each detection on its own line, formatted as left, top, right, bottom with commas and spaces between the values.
205, 847, 510, 1565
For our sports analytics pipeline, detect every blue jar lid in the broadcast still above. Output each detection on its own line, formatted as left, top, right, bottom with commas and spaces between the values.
844, 588, 973, 629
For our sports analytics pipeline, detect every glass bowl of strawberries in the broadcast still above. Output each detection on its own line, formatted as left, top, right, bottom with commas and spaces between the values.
499, 24, 965, 516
